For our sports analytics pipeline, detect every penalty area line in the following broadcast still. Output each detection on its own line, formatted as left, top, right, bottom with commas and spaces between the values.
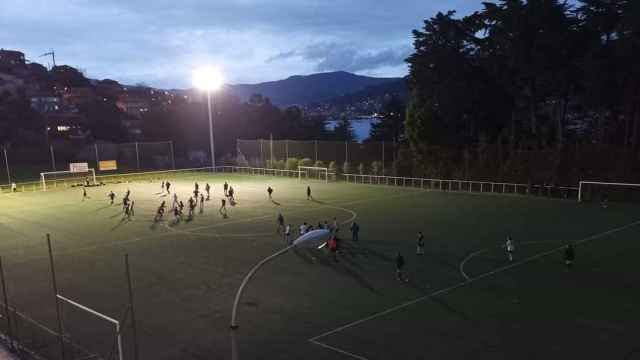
309, 219, 640, 359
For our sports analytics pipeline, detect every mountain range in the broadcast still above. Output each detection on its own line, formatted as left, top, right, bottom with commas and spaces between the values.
226, 71, 404, 107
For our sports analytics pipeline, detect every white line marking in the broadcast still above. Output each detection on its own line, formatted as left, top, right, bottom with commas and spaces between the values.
309, 339, 369, 360
459, 240, 560, 281
309, 219, 640, 359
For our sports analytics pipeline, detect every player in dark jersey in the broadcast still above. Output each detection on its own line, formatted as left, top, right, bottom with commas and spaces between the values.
276, 213, 284, 233
267, 186, 273, 199
108, 191, 116, 205
564, 244, 575, 269
205, 183, 211, 200
165, 181, 171, 193
82, 187, 88, 201
223, 182, 229, 196
307, 186, 312, 200
228, 186, 235, 202
199, 194, 205, 213
156, 201, 166, 221
220, 198, 227, 217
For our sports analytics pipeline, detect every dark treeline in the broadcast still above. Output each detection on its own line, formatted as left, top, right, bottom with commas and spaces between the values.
141, 93, 334, 163
403, 0, 640, 184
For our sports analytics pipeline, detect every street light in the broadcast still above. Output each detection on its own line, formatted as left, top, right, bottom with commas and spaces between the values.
230, 229, 331, 331
229, 229, 333, 359
192, 66, 224, 170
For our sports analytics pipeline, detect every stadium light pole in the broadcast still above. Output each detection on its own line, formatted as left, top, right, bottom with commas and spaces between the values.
193, 66, 224, 171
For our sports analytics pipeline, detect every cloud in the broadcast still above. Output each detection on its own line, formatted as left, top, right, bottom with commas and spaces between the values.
267, 43, 411, 74
0, 0, 484, 87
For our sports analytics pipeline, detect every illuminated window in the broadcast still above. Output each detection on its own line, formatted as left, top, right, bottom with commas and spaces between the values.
57, 126, 71, 132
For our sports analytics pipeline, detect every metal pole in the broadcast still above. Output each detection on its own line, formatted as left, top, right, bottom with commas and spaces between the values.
314, 140, 318, 162
270, 134, 273, 164
578, 181, 582, 202
94, 143, 100, 169
50, 145, 56, 171
231, 244, 295, 329
169, 141, 176, 170
207, 89, 216, 171
285, 140, 289, 160
0, 256, 15, 351
345, 141, 348, 163
3, 147, 10, 185
382, 140, 385, 176
135, 142, 140, 170
47, 235, 66, 360
260, 139, 264, 167
125, 254, 140, 360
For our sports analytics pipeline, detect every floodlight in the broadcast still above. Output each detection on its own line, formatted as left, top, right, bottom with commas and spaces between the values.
192, 66, 224, 91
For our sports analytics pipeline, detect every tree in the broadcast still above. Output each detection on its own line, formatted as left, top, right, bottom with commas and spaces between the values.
369, 95, 405, 143
331, 116, 355, 142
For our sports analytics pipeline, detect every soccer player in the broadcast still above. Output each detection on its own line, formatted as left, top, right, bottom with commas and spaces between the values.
220, 198, 227, 217
564, 244, 575, 269
267, 186, 273, 199
396, 252, 408, 282
228, 186, 235, 202
193, 188, 199, 203
129, 200, 135, 217
416, 231, 425, 255
223, 181, 229, 196
505, 235, 515, 262
199, 194, 205, 213
173, 206, 181, 223
299, 222, 308, 235
85, 177, 90, 187
307, 186, 312, 200
178, 201, 185, 216
108, 191, 116, 205
285, 224, 292, 244
205, 183, 211, 200
125, 189, 131, 200
327, 236, 338, 262
82, 187, 88, 200
277, 213, 285, 233
172, 193, 179, 210
156, 201, 166, 221
350, 222, 360, 242
195, 182, 199, 193
188, 197, 196, 219
161, 181, 165, 193
165, 181, 171, 193
123, 196, 130, 211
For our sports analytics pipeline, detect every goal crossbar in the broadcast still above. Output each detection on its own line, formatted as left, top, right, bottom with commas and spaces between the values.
298, 166, 329, 183
56, 294, 123, 360
578, 180, 640, 202
40, 169, 97, 191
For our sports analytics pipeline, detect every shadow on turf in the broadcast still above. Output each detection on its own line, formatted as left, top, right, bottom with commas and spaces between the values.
293, 245, 382, 295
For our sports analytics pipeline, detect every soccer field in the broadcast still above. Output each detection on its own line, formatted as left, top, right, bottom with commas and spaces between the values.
1, 171, 639, 360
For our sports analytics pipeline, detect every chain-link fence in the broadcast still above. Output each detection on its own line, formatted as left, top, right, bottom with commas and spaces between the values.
1, 141, 175, 185
237, 139, 397, 174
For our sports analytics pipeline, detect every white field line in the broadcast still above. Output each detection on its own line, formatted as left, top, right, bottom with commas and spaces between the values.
8, 190, 421, 265
309, 339, 369, 360
459, 240, 560, 281
309, 219, 640, 359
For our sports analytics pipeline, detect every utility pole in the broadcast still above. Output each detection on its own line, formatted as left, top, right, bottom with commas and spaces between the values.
40, 49, 56, 69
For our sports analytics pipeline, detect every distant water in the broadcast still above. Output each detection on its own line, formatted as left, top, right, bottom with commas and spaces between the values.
325, 118, 379, 142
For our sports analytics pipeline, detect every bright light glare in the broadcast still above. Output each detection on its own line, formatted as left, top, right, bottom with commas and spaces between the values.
192, 66, 224, 91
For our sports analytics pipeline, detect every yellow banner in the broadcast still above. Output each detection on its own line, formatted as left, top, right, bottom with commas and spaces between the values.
99, 160, 118, 171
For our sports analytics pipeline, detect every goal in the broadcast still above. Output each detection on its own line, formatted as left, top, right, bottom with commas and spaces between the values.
578, 181, 640, 203
40, 169, 97, 191
57, 294, 123, 360
298, 166, 329, 183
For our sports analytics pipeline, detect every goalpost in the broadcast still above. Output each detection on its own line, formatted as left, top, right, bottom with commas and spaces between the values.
56, 294, 124, 360
40, 169, 97, 191
298, 166, 329, 183
578, 181, 640, 202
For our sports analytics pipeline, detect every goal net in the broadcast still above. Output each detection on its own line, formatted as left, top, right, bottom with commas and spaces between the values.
57, 294, 124, 360
41, 168, 97, 191
578, 181, 640, 203
298, 166, 329, 183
